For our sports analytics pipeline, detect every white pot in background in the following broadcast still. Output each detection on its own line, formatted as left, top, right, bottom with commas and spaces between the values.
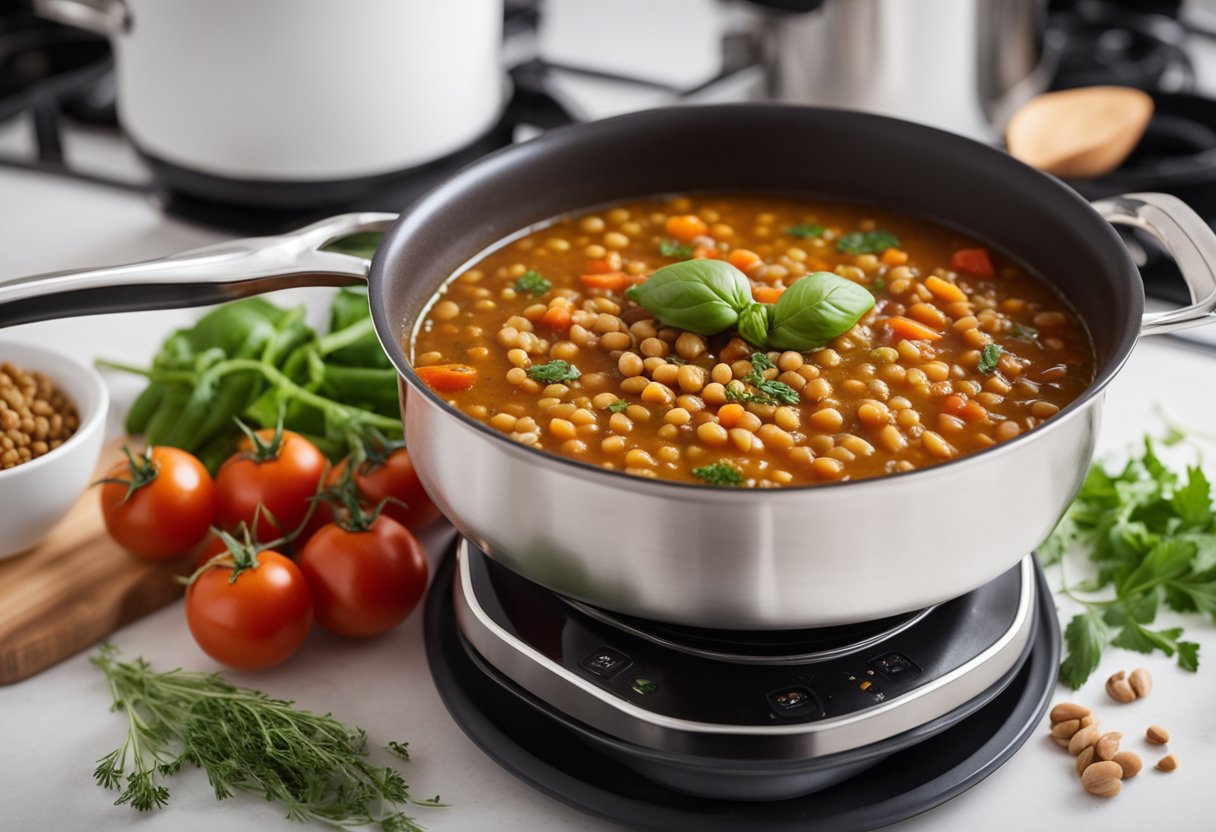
37, 0, 505, 184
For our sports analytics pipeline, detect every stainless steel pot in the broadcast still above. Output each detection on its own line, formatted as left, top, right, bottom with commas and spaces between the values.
758, 0, 1056, 139
3, 106, 1214, 629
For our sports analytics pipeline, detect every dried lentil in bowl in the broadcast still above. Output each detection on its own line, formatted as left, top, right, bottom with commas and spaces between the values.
410, 195, 1095, 487
0, 362, 80, 469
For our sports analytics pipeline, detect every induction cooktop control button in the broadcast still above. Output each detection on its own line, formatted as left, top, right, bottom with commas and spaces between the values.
767, 686, 822, 717
870, 652, 922, 681
579, 647, 631, 679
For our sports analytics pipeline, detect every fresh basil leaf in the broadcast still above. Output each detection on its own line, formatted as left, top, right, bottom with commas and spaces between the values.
836, 229, 900, 255
977, 343, 1003, 374
737, 303, 771, 349
627, 260, 751, 336
526, 360, 580, 384
766, 272, 876, 352
1059, 610, 1108, 690
785, 223, 825, 239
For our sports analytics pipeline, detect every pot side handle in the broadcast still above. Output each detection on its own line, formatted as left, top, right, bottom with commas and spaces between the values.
0, 212, 398, 329
1092, 193, 1216, 337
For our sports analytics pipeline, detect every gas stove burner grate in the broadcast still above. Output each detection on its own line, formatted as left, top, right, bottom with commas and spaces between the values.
562, 597, 930, 665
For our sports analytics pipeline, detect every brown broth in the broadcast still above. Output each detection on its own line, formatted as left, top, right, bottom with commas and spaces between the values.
410, 194, 1094, 487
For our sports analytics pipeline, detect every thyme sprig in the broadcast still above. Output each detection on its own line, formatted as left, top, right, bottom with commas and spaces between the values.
92, 646, 442, 830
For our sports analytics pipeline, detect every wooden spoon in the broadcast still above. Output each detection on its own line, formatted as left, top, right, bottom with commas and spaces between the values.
1006, 86, 1154, 179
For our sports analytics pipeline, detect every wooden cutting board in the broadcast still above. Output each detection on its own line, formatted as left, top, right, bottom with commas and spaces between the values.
0, 442, 194, 685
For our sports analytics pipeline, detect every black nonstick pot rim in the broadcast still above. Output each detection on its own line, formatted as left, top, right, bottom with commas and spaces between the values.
369, 103, 1143, 497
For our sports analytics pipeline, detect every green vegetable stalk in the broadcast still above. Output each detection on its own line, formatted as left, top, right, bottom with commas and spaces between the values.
626, 260, 875, 353
99, 288, 401, 471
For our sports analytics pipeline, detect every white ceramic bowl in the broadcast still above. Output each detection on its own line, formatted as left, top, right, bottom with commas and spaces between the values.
0, 340, 108, 560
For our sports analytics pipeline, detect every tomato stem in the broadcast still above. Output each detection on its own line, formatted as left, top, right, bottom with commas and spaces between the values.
92, 445, 159, 503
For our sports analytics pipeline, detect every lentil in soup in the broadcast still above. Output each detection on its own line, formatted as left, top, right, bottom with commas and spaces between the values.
410, 195, 1094, 487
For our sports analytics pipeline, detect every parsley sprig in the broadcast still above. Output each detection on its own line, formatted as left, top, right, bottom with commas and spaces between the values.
977, 343, 1003, 374
785, 223, 825, 239
526, 360, 581, 384
92, 646, 442, 828
692, 462, 745, 486
659, 239, 695, 260
514, 270, 551, 296
1044, 435, 1213, 689
725, 353, 799, 406
836, 229, 900, 255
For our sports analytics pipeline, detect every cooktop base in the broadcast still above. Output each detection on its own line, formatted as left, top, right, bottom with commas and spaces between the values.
424, 542, 1060, 831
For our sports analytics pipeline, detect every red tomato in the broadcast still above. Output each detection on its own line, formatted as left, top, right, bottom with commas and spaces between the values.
185, 549, 313, 669
298, 516, 428, 637
214, 429, 327, 545
324, 449, 441, 531
951, 247, 996, 278
99, 446, 214, 561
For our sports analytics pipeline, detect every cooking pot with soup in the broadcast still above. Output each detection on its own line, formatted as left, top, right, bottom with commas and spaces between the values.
1, 106, 1214, 628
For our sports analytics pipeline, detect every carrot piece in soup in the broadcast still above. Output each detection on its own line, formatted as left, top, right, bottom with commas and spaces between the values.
579, 271, 633, 292
415, 363, 478, 392
728, 248, 763, 273
924, 275, 968, 304
751, 285, 785, 304
665, 214, 708, 243
880, 248, 908, 266
951, 248, 996, 278
886, 316, 943, 342
540, 306, 573, 332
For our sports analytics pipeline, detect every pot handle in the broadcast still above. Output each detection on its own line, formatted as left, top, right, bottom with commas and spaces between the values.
0, 213, 398, 330
1092, 193, 1216, 337
33, 0, 129, 35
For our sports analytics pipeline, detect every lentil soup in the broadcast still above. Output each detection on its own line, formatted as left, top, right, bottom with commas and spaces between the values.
410, 195, 1094, 487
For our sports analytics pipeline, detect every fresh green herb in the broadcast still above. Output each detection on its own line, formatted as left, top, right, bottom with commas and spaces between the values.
736, 302, 773, 349
659, 239, 695, 260
836, 230, 901, 255
1008, 323, 1042, 349
98, 290, 402, 472
526, 360, 581, 384
977, 343, 1004, 374
627, 260, 752, 336
1009, 323, 1039, 341
755, 379, 799, 405
606, 400, 630, 413
1045, 437, 1213, 689
871, 277, 886, 294
513, 270, 552, 296
724, 359, 801, 407
725, 385, 773, 406
749, 352, 775, 372
92, 646, 442, 828
785, 223, 825, 239
666, 356, 688, 365
691, 462, 745, 486
627, 261, 873, 353
765, 272, 875, 352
